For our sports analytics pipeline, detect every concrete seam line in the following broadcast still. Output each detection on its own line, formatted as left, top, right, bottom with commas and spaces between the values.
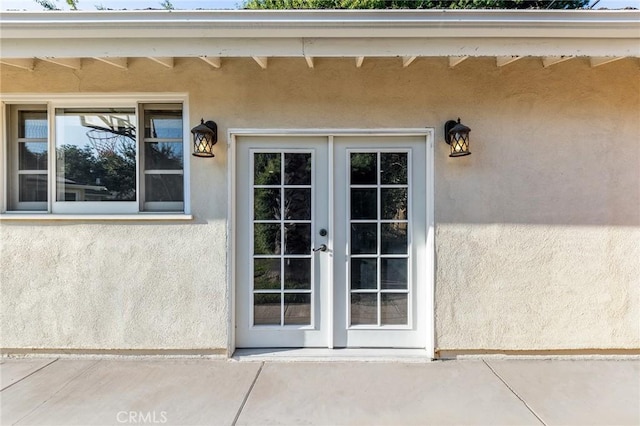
0, 358, 59, 392
232, 361, 265, 426
11, 360, 101, 425
482, 359, 548, 426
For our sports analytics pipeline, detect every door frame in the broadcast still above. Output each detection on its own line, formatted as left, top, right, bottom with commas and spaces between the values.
227, 128, 435, 357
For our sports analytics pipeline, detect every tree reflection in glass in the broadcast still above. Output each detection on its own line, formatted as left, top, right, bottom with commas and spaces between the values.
55, 109, 136, 202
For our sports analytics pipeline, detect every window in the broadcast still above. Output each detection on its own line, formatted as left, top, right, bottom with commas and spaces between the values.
4, 100, 186, 214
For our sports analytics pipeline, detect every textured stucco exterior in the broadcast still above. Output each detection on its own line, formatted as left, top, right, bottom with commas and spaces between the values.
1, 56, 639, 352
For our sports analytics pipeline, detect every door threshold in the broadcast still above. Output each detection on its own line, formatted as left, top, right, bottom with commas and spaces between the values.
232, 348, 434, 362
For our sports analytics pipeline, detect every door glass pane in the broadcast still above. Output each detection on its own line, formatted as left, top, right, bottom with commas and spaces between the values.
284, 259, 311, 290
254, 259, 281, 290
55, 108, 136, 202
254, 294, 281, 325
381, 223, 407, 254
284, 223, 311, 254
351, 223, 377, 254
381, 258, 407, 290
350, 153, 377, 184
251, 150, 313, 328
254, 224, 281, 255
381, 188, 407, 220
19, 142, 48, 170
254, 188, 281, 220
351, 258, 377, 290
351, 189, 377, 220
284, 188, 311, 220
254, 153, 281, 185
381, 294, 407, 325
284, 153, 311, 185
284, 294, 311, 325
348, 150, 410, 328
380, 153, 407, 185
351, 293, 377, 326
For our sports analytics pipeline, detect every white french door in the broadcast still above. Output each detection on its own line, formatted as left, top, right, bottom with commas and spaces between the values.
234, 132, 432, 349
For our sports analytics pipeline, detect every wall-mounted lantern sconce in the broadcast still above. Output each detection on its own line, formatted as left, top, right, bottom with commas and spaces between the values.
191, 119, 218, 157
444, 118, 471, 157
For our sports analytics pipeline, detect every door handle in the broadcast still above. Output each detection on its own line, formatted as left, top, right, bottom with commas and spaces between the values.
313, 244, 327, 252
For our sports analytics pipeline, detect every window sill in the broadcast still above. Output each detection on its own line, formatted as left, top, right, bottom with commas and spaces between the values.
0, 213, 194, 222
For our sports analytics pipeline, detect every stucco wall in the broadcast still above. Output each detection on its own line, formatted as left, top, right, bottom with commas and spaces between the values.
1, 57, 638, 351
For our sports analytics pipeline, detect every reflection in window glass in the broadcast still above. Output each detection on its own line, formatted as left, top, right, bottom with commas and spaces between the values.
351, 293, 377, 325
284, 153, 311, 185
254, 259, 281, 290
381, 223, 407, 254
254, 294, 281, 325
284, 188, 311, 220
380, 153, 407, 185
251, 150, 314, 328
350, 152, 377, 185
284, 223, 311, 255
144, 142, 183, 170
254, 223, 282, 255
381, 294, 407, 325
351, 258, 377, 290
144, 110, 182, 139
284, 258, 311, 290
348, 150, 410, 328
19, 175, 47, 202
284, 294, 311, 325
351, 188, 377, 220
254, 188, 281, 220
55, 109, 136, 202
381, 188, 407, 220
254, 153, 281, 185
19, 111, 47, 139
19, 142, 48, 171
145, 174, 184, 202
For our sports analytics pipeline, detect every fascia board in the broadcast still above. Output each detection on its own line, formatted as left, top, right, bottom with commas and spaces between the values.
1, 10, 639, 39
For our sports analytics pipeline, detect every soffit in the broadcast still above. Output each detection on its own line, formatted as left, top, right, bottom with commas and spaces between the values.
0, 10, 638, 71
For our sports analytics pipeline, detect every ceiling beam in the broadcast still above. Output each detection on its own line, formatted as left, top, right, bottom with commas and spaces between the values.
496, 56, 522, 67
93, 57, 127, 69
252, 56, 268, 69
200, 56, 221, 68
355, 56, 365, 68
448, 56, 468, 68
590, 56, 624, 67
148, 57, 174, 68
542, 56, 572, 68
304, 56, 314, 68
39, 57, 81, 70
402, 56, 417, 68
0, 58, 35, 71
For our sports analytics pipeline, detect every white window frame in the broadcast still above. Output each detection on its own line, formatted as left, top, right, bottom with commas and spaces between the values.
139, 103, 185, 213
6, 104, 49, 212
0, 93, 191, 218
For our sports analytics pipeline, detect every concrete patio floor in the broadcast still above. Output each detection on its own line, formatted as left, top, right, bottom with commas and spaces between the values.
1, 357, 638, 426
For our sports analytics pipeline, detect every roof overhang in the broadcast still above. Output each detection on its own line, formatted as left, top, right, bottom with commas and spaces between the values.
1, 10, 638, 69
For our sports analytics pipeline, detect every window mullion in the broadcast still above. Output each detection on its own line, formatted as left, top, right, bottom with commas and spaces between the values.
136, 102, 143, 212
47, 102, 54, 213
